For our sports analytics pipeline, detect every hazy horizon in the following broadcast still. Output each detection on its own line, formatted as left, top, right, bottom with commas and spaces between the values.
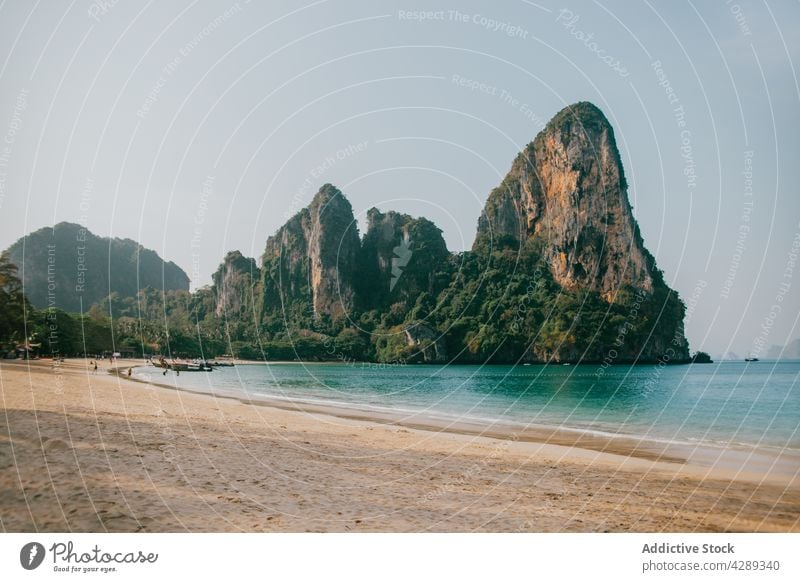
1, 0, 798, 358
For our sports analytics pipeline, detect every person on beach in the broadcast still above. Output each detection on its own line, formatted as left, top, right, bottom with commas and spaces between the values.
127, 367, 132, 377
158, 356, 168, 375
91, 360, 98, 374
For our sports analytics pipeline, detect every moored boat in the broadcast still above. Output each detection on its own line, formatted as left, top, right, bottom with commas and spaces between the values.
150, 357, 212, 372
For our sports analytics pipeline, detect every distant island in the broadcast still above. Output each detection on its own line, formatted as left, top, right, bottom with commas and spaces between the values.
1, 102, 694, 365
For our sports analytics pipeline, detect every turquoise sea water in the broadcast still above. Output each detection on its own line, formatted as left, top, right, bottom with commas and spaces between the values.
138, 361, 800, 451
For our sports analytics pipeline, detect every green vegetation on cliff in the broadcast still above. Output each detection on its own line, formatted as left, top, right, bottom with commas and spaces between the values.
1, 103, 692, 365
0, 253, 30, 348
5, 222, 189, 313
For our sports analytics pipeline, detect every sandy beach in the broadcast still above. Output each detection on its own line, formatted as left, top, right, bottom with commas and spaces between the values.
0, 359, 797, 532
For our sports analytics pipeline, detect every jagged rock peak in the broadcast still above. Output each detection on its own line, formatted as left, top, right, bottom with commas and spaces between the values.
364, 208, 417, 245
212, 251, 260, 317
261, 183, 360, 321
475, 101, 655, 300
544, 101, 615, 134
213, 250, 259, 281
357, 207, 450, 310
309, 183, 351, 213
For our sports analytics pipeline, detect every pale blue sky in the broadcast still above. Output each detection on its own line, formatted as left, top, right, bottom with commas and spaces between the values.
0, 0, 798, 357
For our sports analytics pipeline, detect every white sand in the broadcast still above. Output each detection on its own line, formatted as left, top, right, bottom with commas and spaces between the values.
1, 359, 797, 532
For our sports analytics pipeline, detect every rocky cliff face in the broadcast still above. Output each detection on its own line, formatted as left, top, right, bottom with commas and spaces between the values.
261, 184, 360, 322
403, 322, 447, 363
476, 102, 655, 301
212, 251, 260, 318
357, 208, 450, 309
4, 222, 189, 312
254, 102, 689, 364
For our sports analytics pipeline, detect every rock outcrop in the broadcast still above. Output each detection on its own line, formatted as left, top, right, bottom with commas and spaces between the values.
357, 208, 450, 309
260, 184, 360, 322
476, 102, 655, 301
212, 251, 260, 318
403, 322, 447, 363
252, 102, 690, 364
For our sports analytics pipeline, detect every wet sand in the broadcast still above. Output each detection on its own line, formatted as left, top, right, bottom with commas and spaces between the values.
1, 359, 797, 532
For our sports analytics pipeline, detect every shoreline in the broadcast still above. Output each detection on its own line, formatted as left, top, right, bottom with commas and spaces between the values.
1, 358, 798, 532
122, 361, 800, 487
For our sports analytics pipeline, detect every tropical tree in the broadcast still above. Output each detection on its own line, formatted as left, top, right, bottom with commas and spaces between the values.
0, 252, 30, 348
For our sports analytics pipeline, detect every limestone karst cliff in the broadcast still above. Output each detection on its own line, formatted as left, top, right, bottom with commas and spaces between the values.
260, 184, 360, 324
212, 251, 261, 319
475, 102, 655, 301
357, 208, 451, 311
3, 102, 690, 364
254, 102, 690, 364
